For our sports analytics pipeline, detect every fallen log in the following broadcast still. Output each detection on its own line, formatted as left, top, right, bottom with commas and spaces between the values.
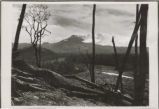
12, 60, 106, 95
66, 75, 115, 94
17, 76, 34, 83
66, 75, 134, 103
35, 69, 134, 103
12, 68, 33, 77
12, 76, 46, 92
12, 60, 134, 105
29, 84, 47, 91
67, 91, 100, 99
66, 75, 101, 89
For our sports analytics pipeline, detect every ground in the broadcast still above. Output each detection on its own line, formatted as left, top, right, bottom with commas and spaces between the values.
13, 89, 109, 106
76, 65, 149, 105
12, 62, 149, 106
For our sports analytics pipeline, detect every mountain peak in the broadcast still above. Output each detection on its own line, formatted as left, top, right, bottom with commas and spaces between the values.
61, 35, 84, 44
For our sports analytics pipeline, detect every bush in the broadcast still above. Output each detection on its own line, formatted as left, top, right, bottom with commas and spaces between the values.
42, 59, 85, 75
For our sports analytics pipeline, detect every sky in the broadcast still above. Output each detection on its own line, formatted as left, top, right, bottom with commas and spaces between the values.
12, 4, 137, 46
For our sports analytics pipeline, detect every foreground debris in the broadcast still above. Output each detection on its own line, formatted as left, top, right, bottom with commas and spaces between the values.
12, 60, 133, 106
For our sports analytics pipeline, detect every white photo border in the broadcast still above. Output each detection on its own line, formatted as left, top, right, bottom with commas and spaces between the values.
1, 1, 158, 109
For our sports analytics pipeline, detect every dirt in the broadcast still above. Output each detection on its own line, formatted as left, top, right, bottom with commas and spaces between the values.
12, 61, 148, 106
12, 89, 109, 106
12, 62, 111, 106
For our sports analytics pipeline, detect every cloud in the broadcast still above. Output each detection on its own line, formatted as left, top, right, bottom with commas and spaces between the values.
47, 4, 92, 31
12, 4, 137, 46
95, 5, 135, 37
106, 8, 134, 17
96, 4, 135, 17
50, 15, 91, 31
49, 4, 92, 18
83, 33, 131, 46
48, 4, 135, 38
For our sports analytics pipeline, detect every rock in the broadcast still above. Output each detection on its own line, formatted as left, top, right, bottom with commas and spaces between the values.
33, 96, 39, 100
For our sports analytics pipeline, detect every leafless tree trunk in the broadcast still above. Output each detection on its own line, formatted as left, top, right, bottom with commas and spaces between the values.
112, 36, 123, 92
134, 4, 148, 105
133, 4, 139, 105
33, 44, 40, 67
38, 35, 42, 68
112, 36, 119, 70
13, 4, 26, 52
24, 5, 51, 68
115, 5, 142, 92
91, 4, 96, 83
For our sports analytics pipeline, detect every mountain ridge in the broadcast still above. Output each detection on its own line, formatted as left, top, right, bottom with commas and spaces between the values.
18, 35, 136, 55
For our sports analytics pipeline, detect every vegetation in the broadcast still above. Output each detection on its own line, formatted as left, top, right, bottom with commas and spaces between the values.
24, 5, 51, 67
12, 4, 149, 106
91, 4, 96, 83
13, 4, 26, 52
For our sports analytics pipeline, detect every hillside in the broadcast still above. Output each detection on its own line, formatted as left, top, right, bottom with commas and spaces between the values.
12, 60, 136, 106
17, 43, 31, 49
18, 35, 147, 68
17, 46, 57, 64
19, 35, 137, 55
42, 35, 136, 55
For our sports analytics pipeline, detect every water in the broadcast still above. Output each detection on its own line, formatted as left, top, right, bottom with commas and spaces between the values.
102, 72, 149, 82
102, 72, 133, 79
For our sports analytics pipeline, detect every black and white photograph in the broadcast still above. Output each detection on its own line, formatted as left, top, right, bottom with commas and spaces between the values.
1, 1, 158, 108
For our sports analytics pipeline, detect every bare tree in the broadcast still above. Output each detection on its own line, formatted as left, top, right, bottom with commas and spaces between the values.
91, 4, 96, 83
133, 4, 139, 105
24, 5, 51, 67
134, 4, 148, 105
13, 4, 26, 52
112, 36, 123, 93
114, 5, 148, 106
112, 36, 119, 71
115, 4, 142, 92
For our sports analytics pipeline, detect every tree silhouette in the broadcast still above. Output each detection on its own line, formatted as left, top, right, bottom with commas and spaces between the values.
112, 36, 119, 71
13, 4, 26, 52
115, 4, 142, 92
24, 5, 51, 67
134, 4, 148, 105
91, 4, 96, 83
